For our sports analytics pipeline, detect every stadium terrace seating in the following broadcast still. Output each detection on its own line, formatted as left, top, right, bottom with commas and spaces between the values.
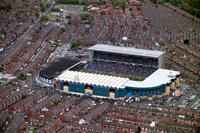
93, 51, 158, 67
86, 59, 157, 79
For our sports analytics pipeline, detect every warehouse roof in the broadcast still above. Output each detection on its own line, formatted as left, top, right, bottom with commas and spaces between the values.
126, 69, 180, 88
88, 44, 165, 58
56, 70, 129, 89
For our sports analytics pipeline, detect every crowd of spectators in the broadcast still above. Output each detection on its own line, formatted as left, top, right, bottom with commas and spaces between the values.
93, 52, 158, 66
85, 51, 158, 79
87, 60, 157, 79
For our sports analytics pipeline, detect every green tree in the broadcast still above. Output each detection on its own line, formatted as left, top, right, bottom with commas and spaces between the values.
51, 7, 60, 12
80, 11, 90, 19
54, 100, 58, 105
66, 13, 71, 19
60, 25, 66, 32
22, 94, 27, 99
71, 39, 79, 50
83, 6, 88, 12
157, 0, 164, 4
0, 4, 12, 12
40, 3, 46, 12
181, 3, 191, 12
196, 9, 200, 17
80, 1, 86, 5
0, 67, 4, 72
29, 8, 34, 15
170, 0, 182, 6
137, 6, 141, 11
34, 12, 39, 17
56, 0, 79, 5
189, 0, 200, 9
115, 0, 121, 6
100, 11, 106, 15
40, 15, 48, 21
18, 72, 27, 81
120, 0, 126, 11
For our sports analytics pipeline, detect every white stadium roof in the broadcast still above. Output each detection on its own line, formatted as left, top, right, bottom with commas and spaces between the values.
56, 70, 129, 89
125, 69, 180, 88
56, 69, 180, 89
88, 44, 165, 58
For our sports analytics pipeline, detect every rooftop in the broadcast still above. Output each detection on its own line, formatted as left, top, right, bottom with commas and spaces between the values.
126, 69, 180, 88
56, 69, 180, 89
56, 70, 129, 89
88, 44, 165, 58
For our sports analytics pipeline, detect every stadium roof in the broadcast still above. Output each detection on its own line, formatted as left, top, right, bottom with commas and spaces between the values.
126, 69, 180, 88
39, 58, 80, 79
88, 44, 165, 58
56, 70, 129, 89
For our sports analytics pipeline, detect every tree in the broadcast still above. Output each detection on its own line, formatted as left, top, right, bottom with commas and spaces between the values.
83, 6, 88, 12
56, 18, 59, 22
100, 11, 106, 16
51, 7, 60, 12
170, 0, 182, 6
40, 2, 46, 12
60, 25, 66, 32
189, 0, 200, 9
22, 94, 27, 99
80, 1, 86, 5
34, 12, 39, 17
71, 39, 79, 50
56, 0, 79, 5
0, 66, 4, 72
137, 6, 141, 11
54, 100, 58, 105
196, 10, 200, 17
29, 8, 34, 15
40, 15, 48, 21
181, 3, 191, 12
80, 11, 90, 19
120, 0, 126, 11
66, 13, 72, 19
157, 0, 164, 4
18, 72, 27, 81
115, 0, 121, 6
0, 4, 12, 12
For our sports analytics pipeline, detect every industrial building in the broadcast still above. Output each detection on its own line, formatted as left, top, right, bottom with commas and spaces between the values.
53, 44, 180, 100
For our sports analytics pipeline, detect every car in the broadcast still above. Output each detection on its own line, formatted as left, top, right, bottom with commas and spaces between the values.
24, 115, 29, 119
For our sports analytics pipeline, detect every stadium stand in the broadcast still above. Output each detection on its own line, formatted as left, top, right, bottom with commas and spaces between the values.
39, 58, 80, 84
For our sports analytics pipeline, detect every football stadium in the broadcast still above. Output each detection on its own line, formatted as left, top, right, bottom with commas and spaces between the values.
39, 44, 180, 100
